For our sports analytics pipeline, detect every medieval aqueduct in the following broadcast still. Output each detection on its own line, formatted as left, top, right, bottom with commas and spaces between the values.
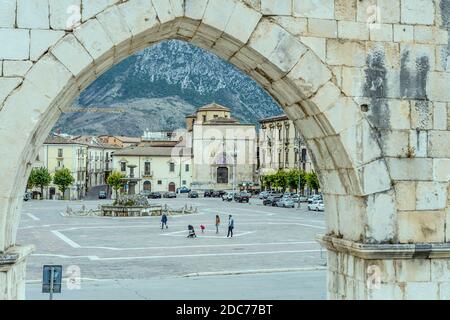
0, 0, 449, 299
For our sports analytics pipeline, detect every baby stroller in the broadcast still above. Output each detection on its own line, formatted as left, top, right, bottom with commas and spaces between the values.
187, 225, 197, 238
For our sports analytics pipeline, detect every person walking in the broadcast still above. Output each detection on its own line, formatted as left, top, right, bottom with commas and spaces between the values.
215, 215, 221, 234
227, 215, 234, 238
161, 213, 168, 230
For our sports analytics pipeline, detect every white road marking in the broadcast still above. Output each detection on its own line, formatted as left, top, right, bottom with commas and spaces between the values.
25, 213, 40, 221
82, 241, 318, 251
31, 249, 323, 261
51, 230, 82, 248
161, 231, 256, 238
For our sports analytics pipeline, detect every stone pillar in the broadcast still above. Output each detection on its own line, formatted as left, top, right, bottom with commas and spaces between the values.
318, 236, 450, 300
0, 246, 34, 300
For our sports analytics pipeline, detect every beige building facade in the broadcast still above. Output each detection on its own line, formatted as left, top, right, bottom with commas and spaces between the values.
187, 104, 257, 191
258, 115, 314, 176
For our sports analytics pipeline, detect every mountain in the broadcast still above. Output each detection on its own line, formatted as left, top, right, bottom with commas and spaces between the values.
54, 40, 282, 136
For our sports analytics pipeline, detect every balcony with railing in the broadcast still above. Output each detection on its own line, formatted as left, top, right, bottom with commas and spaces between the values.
142, 170, 154, 178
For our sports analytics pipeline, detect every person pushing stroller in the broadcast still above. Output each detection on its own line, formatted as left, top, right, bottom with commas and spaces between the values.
187, 225, 197, 238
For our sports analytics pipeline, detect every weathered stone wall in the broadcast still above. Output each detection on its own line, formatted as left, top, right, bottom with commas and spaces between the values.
0, 0, 448, 299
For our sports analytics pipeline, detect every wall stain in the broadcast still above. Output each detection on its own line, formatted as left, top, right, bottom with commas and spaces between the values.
363, 50, 390, 129
440, 0, 450, 70
400, 51, 430, 100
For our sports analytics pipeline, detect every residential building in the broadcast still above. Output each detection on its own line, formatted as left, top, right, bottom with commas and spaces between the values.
111, 136, 192, 194
97, 135, 141, 148
258, 115, 313, 176
187, 103, 257, 191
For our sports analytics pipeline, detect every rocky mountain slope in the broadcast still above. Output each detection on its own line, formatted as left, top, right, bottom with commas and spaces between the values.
54, 40, 282, 136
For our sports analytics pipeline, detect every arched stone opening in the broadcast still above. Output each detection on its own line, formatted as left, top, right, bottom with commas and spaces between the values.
0, 0, 448, 300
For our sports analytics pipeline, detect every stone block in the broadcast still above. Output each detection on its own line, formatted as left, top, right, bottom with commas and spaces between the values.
310, 82, 341, 114
51, 34, 94, 77
337, 195, 366, 241
334, 0, 356, 21
341, 66, 363, 97
396, 259, 431, 282
358, 159, 392, 195
269, 79, 304, 106
405, 282, 439, 300
248, 19, 307, 73
30, 30, 65, 62
81, 0, 119, 21
416, 182, 448, 211
369, 23, 393, 42
427, 72, 450, 102
224, 1, 262, 44
324, 194, 339, 234
308, 18, 337, 38
49, 0, 81, 30
324, 96, 362, 134
326, 39, 366, 67
261, 0, 291, 15
97, 5, 132, 56
378, 0, 401, 23
26, 55, 74, 102
431, 260, 450, 282
2, 61, 33, 77
287, 50, 332, 98
0, 0, 16, 28
365, 190, 397, 242
386, 158, 433, 181
117, 0, 159, 40
320, 169, 348, 195
401, 0, 435, 25
203, 0, 237, 32
0, 29, 30, 60
433, 159, 450, 182
185, 0, 208, 20
17, 0, 49, 29
386, 99, 411, 130
434, 103, 448, 130
428, 131, 450, 158
338, 21, 369, 41
414, 26, 448, 45
294, 117, 326, 140
273, 16, 308, 36
398, 210, 446, 243
73, 18, 114, 62
0, 78, 22, 107
299, 36, 326, 61
440, 282, 450, 300
367, 283, 404, 300
409, 130, 428, 158
410, 101, 433, 130
394, 181, 416, 211
293, 0, 334, 19
394, 24, 414, 42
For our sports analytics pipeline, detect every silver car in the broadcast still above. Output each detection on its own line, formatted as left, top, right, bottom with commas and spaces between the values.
276, 197, 296, 208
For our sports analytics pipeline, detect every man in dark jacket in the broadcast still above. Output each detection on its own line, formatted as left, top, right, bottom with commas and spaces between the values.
161, 213, 168, 230
227, 215, 234, 238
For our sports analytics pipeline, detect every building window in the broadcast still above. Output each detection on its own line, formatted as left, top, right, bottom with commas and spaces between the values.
185, 164, 190, 172
120, 162, 126, 172
217, 167, 229, 184
301, 149, 307, 162
182, 180, 187, 185
143, 181, 151, 191
285, 151, 289, 166
58, 148, 63, 157
202, 115, 206, 122
158, 180, 162, 185
278, 128, 282, 141
295, 151, 299, 165
57, 160, 63, 168
145, 162, 151, 175
169, 162, 175, 172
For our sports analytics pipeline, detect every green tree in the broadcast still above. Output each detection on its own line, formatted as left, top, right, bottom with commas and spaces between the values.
53, 168, 74, 200
273, 170, 288, 191
306, 172, 320, 193
107, 171, 125, 200
28, 167, 52, 199
287, 169, 307, 193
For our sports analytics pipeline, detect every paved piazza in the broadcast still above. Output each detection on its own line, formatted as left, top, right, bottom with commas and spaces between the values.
18, 196, 327, 300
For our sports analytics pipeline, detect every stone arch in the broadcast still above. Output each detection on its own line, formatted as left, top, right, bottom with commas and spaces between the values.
0, 0, 448, 300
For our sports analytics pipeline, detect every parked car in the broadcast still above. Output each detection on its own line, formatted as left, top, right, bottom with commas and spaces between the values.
291, 194, 299, 202
222, 192, 235, 202
308, 200, 324, 211
258, 191, 269, 199
140, 190, 151, 198
276, 197, 296, 208
235, 191, 250, 203
176, 186, 191, 194
164, 192, 177, 198
149, 192, 162, 199
263, 195, 282, 206
204, 189, 214, 197
212, 190, 226, 198
307, 195, 322, 204
299, 195, 309, 202
98, 190, 107, 199
23, 192, 32, 201
188, 191, 199, 198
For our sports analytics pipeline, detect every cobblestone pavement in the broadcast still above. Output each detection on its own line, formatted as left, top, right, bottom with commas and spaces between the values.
18, 196, 327, 299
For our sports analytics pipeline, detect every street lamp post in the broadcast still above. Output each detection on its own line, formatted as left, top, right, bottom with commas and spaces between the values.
233, 138, 237, 193
294, 137, 302, 209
